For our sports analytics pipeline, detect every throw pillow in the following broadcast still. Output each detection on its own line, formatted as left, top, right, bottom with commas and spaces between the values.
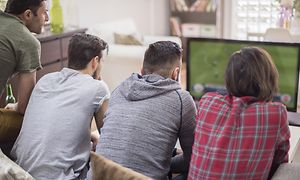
0, 149, 34, 180
114, 33, 143, 45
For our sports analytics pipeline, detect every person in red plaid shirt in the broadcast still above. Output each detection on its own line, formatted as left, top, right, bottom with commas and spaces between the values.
188, 47, 290, 180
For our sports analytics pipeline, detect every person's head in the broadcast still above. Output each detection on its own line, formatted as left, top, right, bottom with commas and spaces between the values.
225, 47, 279, 101
68, 33, 108, 79
142, 41, 182, 81
5, 0, 49, 34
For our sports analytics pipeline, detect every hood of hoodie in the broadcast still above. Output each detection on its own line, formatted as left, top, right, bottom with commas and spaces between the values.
118, 73, 182, 101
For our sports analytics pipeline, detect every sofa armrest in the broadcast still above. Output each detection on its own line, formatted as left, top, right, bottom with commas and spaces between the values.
271, 163, 300, 179
143, 35, 182, 47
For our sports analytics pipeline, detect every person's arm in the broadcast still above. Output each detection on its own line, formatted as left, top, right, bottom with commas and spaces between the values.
268, 107, 290, 178
91, 129, 100, 152
90, 99, 109, 151
171, 93, 197, 173
94, 99, 109, 130
5, 71, 36, 114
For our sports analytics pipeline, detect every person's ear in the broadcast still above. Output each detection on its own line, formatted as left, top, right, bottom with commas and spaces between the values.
171, 67, 180, 81
141, 66, 145, 75
23, 9, 33, 20
91, 56, 99, 70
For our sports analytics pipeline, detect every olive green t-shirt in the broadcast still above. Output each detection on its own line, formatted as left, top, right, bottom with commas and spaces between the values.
0, 11, 42, 96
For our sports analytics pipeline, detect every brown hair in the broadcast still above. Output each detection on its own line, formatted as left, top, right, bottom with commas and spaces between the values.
143, 41, 182, 78
225, 47, 279, 101
68, 33, 108, 70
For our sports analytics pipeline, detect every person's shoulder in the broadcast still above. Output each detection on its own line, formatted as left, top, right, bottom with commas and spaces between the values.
247, 102, 288, 124
5, 18, 30, 36
89, 79, 110, 96
20, 29, 39, 47
7, 22, 39, 48
38, 71, 60, 82
176, 89, 194, 101
260, 101, 287, 112
201, 92, 225, 101
94, 80, 110, 90
197, 92, 228, 109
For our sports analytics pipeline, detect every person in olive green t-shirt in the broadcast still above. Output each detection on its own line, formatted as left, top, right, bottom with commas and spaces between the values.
0, 0, 48, 114
0, 0, 48, 156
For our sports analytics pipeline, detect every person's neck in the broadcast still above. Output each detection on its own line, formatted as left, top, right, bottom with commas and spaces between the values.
79, 69, 92, 76
9, 13, 26, 24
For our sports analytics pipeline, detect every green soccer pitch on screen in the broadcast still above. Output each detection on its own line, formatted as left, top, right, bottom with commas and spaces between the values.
187, 38, 300, 112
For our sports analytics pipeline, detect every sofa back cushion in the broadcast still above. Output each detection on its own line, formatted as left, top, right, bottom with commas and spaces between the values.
87, 18, 138, 44
90, 151, 151, 180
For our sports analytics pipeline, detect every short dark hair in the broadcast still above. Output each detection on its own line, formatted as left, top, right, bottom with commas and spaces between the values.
225, 47, 279, 101
5, 0, 45, 15
143, 41, 182, 77
68, 33, 108, 70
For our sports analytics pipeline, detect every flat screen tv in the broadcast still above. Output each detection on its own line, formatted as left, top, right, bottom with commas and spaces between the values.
187, 38, 300, 112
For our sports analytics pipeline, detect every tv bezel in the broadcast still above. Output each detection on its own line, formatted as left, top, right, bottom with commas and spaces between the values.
186, 37, 300, 112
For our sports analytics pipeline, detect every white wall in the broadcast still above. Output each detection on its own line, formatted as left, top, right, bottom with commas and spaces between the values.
60, 0, 170, 36
222, 0, 232, 39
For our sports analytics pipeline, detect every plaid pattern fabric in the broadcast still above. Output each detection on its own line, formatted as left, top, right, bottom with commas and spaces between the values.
188, 92, 290, 180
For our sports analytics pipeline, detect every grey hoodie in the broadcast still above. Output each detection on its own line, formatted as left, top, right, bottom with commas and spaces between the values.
95, 73, 196, 180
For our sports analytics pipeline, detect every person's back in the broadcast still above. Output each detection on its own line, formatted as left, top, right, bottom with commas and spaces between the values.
189, 92, 288, 179
93, 41, 196, 179
188, 47, 290, 180
11, 33, 110, 179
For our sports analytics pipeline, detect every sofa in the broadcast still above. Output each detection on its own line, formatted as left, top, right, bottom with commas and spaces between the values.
271, 163, 300, 179
87, 18, 181, 92
90, 151, 151, 180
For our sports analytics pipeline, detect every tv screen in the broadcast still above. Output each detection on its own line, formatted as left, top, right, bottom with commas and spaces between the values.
187, 38, 300, 112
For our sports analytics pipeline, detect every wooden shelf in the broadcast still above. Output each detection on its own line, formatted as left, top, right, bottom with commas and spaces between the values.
171, 11, 217, 24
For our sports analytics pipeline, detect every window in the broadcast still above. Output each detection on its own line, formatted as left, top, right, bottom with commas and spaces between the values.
231, 0, 280, 40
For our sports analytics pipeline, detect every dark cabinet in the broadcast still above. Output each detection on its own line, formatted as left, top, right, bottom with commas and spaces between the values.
0, 28, 87, 108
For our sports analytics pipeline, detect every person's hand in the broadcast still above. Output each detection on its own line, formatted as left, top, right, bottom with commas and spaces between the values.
176, 148, 183, 155
4, 102, 18, 111
91, 130, 100, 151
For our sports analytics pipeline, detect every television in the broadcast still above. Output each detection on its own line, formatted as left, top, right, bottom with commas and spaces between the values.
186, 38, 300, 112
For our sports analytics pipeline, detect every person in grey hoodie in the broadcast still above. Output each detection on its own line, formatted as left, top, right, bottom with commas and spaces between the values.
92, 41, 196, 180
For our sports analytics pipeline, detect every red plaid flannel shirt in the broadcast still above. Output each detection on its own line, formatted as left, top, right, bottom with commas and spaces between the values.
188, 92, 290, 180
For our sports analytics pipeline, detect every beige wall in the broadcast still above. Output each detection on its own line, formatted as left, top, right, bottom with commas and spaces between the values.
60, 0, 170, 36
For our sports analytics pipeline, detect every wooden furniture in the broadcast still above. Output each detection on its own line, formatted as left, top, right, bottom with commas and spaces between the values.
169, 0, 224, 62
0, 28, 87, 108
169, 0, 223, 38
